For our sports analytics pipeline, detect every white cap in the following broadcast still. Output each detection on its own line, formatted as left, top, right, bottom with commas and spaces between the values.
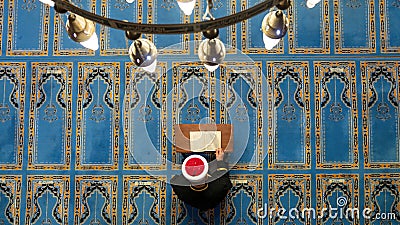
182, 155, 209, 184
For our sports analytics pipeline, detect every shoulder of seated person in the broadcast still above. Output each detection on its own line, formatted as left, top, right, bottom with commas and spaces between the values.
217, 160, 229, 167
171, 174, 188, 183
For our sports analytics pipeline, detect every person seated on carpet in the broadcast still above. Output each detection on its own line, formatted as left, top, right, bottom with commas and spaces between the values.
170, 148, 232, 210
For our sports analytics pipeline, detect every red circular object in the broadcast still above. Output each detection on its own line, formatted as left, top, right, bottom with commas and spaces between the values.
184, 157, 205, 176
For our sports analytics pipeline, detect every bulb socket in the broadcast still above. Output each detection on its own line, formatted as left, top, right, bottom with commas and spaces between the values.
276, 0, 291, 10
54, 3, 68, 14
125, 31, 141, 40
202, 29, 219, 39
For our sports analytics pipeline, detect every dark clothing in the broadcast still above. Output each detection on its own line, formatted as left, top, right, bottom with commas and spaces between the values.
171, 161, 232, 210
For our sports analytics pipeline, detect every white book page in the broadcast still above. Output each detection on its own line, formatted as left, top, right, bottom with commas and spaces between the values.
189, 131, 221, 152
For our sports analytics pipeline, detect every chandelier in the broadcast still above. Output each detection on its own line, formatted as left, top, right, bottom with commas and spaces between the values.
39, 0, 322, 72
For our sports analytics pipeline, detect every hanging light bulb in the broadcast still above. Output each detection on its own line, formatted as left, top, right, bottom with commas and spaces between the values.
261, 10, 288, 50
126, 31, 158, 73
128, 39, 158, 72
126, 0, 135, 3
306, 0, 321, 8
39, 0, 55, 7
66, 13, 99, 50
198, 29, 226, 72
177, 0, 196, 16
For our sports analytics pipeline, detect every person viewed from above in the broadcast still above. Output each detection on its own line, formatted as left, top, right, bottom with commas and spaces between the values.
170, 148, 232, 210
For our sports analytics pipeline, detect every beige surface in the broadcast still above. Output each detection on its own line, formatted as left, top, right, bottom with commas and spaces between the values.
174, 124, 233, 153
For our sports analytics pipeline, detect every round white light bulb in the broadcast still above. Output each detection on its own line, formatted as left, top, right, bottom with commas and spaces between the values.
204, 64, 219, 72
80, 32, 99, 51
142, 59, 157, 73
306, 0, 321, 8
262, 34, 281, 50
39, 0, 55, 7
177, 0, 196, 15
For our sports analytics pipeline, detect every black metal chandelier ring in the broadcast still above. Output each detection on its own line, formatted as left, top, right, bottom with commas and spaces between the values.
52, 0, 277, 34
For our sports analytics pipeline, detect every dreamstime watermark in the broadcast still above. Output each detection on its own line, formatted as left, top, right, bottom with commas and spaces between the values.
257, 196, 397, 221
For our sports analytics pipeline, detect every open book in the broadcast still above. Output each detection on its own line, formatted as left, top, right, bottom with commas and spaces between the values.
189, 131, 221, 152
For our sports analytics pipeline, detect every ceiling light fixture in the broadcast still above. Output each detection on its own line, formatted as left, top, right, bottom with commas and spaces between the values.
125, 31, 158, 73
50, 0, 99, 50
261, 10, 289, 50
197, 0, 225, 72
49, 0, 284, 34
198, 28, 226, 72
43, 0, 300, 70
66, 13, 99, 51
